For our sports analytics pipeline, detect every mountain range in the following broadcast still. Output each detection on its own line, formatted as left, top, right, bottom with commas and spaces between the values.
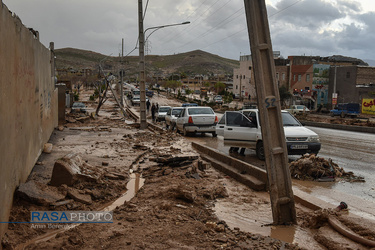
54, 48, 240, 77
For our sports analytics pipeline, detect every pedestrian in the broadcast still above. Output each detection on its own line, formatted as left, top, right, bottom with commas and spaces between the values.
151, 103, 156, 122
156, 103, 159, 111
146, 99, 151, 113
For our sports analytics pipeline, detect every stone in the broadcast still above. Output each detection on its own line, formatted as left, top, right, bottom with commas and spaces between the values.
50, 153, 98, 187
43, 143, 53, 153
67, 188, 92, 204
17, 181, 66, 205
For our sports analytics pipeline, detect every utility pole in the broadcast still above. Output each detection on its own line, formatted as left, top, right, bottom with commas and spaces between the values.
138, 0, 147, 129
244, 0, 296, 224
120, 38, 124, 107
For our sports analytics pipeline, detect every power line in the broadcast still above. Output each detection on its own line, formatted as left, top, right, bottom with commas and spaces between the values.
170, 7, 244, 53
163, 0, 304, 55
158, 0, 222, 44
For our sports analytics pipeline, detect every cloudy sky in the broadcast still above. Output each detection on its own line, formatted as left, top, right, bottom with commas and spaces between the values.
3, 0, 375, 63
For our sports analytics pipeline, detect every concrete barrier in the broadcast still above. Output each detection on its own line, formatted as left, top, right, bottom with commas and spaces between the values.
192, 142, 267, 191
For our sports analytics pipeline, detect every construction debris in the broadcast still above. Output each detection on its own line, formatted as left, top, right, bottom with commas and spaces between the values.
289, 154, 365, 182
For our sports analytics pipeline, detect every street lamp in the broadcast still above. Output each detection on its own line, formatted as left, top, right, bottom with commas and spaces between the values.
145, 21, 190, 42
138, 1, 190, 129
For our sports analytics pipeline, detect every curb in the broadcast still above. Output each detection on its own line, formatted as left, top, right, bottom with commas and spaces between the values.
302, 121, 375, 134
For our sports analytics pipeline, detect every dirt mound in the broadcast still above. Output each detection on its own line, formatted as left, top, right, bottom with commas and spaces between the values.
289, 154, 364, 182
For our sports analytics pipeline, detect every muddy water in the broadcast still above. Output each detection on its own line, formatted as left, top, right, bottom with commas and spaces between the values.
16, 174, 145, 249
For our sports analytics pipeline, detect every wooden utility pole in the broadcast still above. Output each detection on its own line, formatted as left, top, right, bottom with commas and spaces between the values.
244, 0, 296, 224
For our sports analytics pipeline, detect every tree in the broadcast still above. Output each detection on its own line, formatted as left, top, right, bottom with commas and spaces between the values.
279, 85, 293, 108
214, 81, 226, 94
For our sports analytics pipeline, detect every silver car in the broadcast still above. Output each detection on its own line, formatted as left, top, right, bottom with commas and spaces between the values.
165, 107, 183, 130
156, 106, 171, 122
176, 106, 218, 137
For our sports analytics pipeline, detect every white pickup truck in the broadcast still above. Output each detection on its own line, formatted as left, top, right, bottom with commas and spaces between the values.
216, 109, 321, 160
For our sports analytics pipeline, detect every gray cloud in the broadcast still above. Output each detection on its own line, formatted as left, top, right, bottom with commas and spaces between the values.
3, 0, 375, 62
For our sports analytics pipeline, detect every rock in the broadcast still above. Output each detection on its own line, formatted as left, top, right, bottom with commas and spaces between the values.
50, 153, 98, 187
102, 161, 109, 166
43, 143, 53, 154
50, 199, 73, 208
104, 173, 119, 180
17, 181, 66, 205
67, 188, 92, 204
58, 126, 64, 131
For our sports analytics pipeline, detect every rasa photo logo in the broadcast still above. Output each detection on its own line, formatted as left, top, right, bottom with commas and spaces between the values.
30, 211, 113, 224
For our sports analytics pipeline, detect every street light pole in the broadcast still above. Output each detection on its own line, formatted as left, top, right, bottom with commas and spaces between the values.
137, 4, 189, 129
138, 0, 147, 129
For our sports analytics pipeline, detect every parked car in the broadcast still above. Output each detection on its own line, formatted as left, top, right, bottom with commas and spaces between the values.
330, 103, 360, 118
214, 95, 223, 104
165, 107, 184, 130
71, 102, 87, 113
156, 106, 171, 122
131, 96, 140, 106
176, 106, 218, 137
182, 103, 198, 107
216, 109, 321, 160
284, 105, 310, 114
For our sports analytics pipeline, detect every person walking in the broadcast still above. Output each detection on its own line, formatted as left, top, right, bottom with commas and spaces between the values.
146, 99, 151, 113
151, 103, 156, 122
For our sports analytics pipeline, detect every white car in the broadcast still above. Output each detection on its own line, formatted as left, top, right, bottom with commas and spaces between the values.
216, 109, 321, 160
176, 106, 218, 137
131, 95, 140, 106
156, 106, 171, 122
284, 105, 310, 114
214, 95, 223, 104
165, 107, 184, 130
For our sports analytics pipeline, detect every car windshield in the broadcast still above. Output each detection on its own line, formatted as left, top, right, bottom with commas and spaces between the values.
172, 109, 182, 115
159, 107, 170, 112
296, 105, 305, 109
188, 108, 214, 115
73, 103, 85, 108
282, 112, 301, 126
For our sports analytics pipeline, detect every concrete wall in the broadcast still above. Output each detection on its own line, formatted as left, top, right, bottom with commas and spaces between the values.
0, 1, 58, 239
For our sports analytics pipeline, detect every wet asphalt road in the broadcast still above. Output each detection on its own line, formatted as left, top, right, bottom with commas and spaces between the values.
130, 94, 375, 219
185, 126, 375, 220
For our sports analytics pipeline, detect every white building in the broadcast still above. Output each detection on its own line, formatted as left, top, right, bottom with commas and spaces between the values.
233, 55, 256, 101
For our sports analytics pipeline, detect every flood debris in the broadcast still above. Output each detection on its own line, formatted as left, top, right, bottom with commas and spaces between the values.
289, 154, 365, 182
151, 154, 199, 167
50, 153, 99, 186
16, 180, 66, 205
67, 187, 92, 205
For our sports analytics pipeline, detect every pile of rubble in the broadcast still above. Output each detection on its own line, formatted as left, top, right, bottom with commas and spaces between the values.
289, 154, 364, 182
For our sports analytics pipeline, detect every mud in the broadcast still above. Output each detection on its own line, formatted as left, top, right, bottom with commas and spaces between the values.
289, 154, 365, 182
2, 89, 375, 249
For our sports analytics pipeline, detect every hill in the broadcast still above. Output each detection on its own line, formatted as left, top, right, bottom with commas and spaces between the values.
54, 48, 239, 77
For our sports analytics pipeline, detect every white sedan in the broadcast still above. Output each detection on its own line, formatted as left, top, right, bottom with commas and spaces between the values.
176, 106, 218, 137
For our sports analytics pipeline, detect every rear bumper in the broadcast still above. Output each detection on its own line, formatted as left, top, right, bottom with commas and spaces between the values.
286, 142, 321, 155
184, 123, 216, 133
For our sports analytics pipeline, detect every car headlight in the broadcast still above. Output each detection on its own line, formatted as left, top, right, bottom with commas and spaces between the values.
309, 136, 320, 142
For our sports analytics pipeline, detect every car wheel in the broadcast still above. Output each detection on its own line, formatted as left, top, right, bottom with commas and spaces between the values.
212, 132, 217, 137
256, 141, 265, 160
340, 112, 346, 118
312, 151, 319, 155
183, 127, 189, 136
330, 112, 334, 117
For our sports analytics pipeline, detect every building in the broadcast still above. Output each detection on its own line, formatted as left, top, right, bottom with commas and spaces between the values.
328, 66, 375, 109
233, 55, 256, 101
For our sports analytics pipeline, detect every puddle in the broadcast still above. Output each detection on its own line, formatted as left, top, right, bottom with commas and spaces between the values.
102, 173, 145, 211
16, 173, 145, 250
